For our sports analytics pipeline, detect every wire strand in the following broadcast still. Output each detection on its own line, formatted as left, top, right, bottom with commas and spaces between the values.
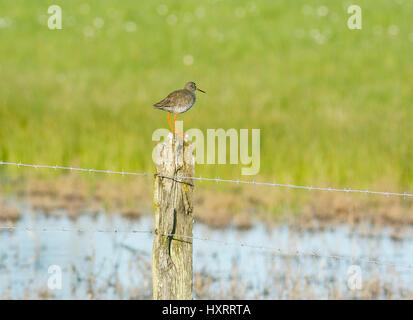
1, 225, 412, 270
1, 160, 412, 198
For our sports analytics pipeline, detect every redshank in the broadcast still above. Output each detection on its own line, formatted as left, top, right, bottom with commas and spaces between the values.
153, 82, 205, 137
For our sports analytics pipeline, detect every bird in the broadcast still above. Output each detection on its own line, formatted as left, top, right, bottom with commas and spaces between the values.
153, 82, 206, 138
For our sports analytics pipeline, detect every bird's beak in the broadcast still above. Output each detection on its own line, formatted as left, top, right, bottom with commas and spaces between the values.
196, 88, 206, 93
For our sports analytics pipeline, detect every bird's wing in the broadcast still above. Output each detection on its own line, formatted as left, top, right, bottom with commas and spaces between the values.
153, 90, 192, 108
153, 90, 180, 108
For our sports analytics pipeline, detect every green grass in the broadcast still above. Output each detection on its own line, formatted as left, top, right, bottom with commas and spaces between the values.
0, 0, 412, 191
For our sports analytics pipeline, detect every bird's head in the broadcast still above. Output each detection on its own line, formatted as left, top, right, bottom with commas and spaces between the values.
185, 82, 206, 93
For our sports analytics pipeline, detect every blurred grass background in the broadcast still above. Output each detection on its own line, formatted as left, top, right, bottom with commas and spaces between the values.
0, 0, 412, 191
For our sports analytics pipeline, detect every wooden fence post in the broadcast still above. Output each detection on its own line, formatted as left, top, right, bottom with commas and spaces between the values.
152, 133, 195, 300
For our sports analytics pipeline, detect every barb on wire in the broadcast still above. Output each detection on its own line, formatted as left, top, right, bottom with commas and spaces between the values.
1, 225, 412, 270
0, 160, 412, 198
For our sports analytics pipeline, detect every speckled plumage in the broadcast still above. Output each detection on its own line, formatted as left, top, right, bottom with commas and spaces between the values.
153, 82, 205, 114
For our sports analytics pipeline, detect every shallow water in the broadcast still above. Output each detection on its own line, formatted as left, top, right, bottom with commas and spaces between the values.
1, 202, 413, 299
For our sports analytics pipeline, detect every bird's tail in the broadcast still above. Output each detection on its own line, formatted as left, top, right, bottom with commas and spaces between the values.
153, 104, 167, 111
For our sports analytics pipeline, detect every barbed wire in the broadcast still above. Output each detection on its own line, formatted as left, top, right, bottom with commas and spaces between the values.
1, 160, 412, 198
1, 225, 412, 270
0, 161, 149, 177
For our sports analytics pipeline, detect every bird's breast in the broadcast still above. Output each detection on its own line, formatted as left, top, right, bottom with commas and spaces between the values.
176, 94, 196, 113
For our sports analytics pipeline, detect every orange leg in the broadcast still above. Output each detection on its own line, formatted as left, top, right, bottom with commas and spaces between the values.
173, 114, 184, 140
167, 113, 174, 133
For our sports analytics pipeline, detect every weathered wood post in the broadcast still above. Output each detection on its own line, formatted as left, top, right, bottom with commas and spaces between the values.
152, 133, 195, 299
